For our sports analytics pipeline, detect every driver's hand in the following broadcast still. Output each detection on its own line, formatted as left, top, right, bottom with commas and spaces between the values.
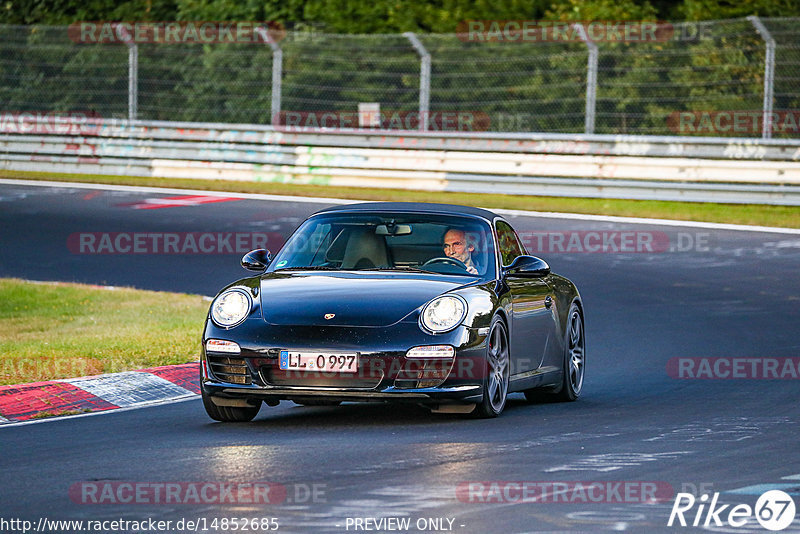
466, 265, 478, 274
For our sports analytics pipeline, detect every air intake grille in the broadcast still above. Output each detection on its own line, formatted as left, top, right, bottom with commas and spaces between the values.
207, 355, 252, 385
393, 359, 454, 389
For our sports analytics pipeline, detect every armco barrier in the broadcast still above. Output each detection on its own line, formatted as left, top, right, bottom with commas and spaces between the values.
2, 119, 800, 205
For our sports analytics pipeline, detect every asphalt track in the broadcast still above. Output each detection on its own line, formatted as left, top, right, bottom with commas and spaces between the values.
1, 181, 799, 533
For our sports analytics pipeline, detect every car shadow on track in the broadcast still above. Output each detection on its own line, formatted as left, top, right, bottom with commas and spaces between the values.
200, 395, 589, 429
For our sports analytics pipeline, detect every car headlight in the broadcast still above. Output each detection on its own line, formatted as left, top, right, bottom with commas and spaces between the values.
210, 289, 252, 328
420, 295, 467, 333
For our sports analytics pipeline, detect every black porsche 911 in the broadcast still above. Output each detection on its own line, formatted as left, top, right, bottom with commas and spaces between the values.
201, 202, 584, 421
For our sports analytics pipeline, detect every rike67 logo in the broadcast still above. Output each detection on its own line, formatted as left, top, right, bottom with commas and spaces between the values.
668, 490, 796, 531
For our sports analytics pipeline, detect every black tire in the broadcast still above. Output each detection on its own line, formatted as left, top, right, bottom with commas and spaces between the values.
202, 388, 261, 422
472, 316, 510, 418
524, 301, 585, 403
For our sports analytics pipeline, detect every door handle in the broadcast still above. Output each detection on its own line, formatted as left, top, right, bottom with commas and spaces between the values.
545, 296, 553, 308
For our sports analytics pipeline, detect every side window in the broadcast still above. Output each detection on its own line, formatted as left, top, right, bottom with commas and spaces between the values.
495, 220, 525, 266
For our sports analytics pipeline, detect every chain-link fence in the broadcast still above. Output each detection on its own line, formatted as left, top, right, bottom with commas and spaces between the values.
1, 18, 798, 137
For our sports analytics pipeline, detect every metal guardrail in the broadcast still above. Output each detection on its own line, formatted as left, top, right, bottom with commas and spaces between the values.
2, 119, 800, 205
35, 119, 800, 160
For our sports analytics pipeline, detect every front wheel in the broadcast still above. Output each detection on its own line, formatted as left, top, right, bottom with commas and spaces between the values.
202, 388, 261, 422
473, 317, 510, 418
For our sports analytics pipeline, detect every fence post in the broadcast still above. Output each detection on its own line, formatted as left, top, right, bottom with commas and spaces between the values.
573, 24, 598, 134
116, 26, 138, 121
404, 32, 431, 131
128, 44, 138, 121
748, 16, 776, 139
257, 26, 283, 126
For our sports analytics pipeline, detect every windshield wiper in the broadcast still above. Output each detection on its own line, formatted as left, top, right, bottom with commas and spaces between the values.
353, 266, 440, 274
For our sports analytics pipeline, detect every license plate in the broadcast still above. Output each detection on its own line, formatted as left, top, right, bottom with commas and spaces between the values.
279, 350, 358, 373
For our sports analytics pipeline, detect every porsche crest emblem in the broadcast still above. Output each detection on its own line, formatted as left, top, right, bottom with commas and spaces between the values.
324, 313, 335, 320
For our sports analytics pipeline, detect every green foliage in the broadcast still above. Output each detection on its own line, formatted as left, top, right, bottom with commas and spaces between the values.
174, 0, 306, 24
299, 0, 551, 33
6, 0, 796, 28
1, 0, 179, 25
678, 0, 800, 20
546, 0, 659, 21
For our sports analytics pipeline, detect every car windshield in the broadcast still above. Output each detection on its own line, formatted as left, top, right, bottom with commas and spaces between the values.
269, 212, 495, 278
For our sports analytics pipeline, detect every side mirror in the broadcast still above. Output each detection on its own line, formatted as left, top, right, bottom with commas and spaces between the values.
241, 249, 271, 272
504, 255, 550, 278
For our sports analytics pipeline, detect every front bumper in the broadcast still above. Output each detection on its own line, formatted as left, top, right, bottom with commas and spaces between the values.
202, 381, 484, 404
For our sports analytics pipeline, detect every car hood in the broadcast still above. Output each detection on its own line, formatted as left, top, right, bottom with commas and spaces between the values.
259, 271, 468, 327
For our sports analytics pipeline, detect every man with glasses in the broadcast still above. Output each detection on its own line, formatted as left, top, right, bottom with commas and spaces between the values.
442, 228, 479, 274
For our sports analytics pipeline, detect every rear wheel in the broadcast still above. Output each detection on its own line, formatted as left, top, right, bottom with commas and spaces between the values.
202, 388, 261, 422
557, 303, 585, 401
473, 317, 510, 418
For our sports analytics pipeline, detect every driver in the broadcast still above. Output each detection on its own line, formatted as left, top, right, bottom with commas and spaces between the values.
442, 228, 478, 274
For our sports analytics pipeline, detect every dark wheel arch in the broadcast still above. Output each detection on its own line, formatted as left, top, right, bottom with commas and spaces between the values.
525, 298, 585, 403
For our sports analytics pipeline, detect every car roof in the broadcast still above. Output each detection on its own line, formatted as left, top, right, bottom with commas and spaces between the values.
312, 202, 499, 221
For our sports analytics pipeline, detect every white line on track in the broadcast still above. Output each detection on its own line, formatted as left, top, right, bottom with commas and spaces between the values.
0, 178, 353, 206
494, 208, 800, 234
1, 177, 798, 234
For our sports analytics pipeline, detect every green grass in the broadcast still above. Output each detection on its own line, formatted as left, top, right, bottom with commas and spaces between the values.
0, 278, 208, 386
2, 170, 798, 229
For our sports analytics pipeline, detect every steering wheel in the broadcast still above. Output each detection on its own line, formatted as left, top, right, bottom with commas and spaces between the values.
423, 256, 468, 270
